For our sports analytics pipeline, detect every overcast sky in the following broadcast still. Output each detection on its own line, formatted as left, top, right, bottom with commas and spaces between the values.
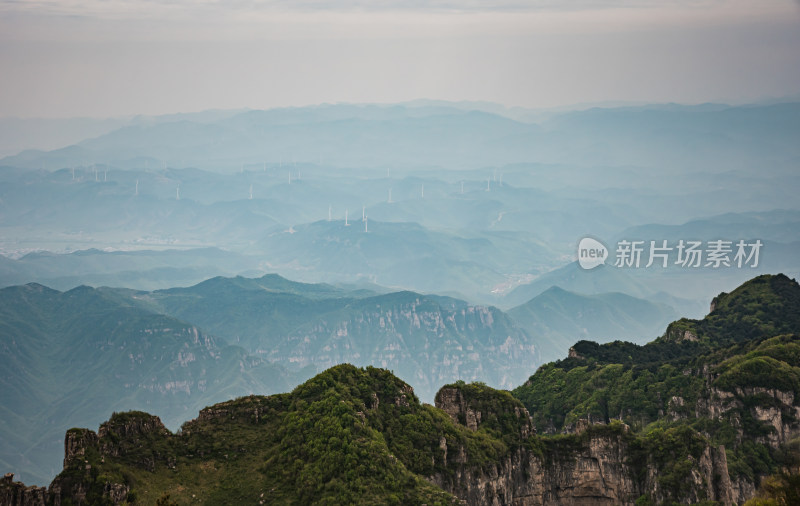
1, 0, 799, 118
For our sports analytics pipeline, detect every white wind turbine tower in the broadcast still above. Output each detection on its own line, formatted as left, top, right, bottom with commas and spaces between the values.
362, 205, 366, 221
328, 205, 332, 222
176, 185, 180, 200
388, 188, 393, 203
345, 210, 349, 226
249, 184, 253, 200
135, 179, 139, 196
486, 177, 491, 191
364, 215, 368, 232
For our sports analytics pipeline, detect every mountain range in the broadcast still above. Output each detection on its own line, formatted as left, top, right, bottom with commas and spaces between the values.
2, 102, 799, 308
0, 269, 704, 486
2, 273, 798, 505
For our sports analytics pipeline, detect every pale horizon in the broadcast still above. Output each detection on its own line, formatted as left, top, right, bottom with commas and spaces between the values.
1, 0, 799, 119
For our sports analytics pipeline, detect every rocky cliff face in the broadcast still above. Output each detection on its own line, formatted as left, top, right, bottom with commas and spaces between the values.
0, 474, 46, 506
432, 383, 738, 506
3, 362, 795, 506
430, 432, 641, 505
274, 296, 538, 401
42, 414, 172, 506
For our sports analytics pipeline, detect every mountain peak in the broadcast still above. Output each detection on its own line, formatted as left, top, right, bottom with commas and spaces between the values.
663, 273, 800, 345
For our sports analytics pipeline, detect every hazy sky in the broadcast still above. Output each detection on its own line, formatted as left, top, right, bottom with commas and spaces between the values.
1, 0, 799, 118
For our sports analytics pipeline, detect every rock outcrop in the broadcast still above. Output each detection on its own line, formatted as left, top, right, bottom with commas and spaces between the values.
432, 383, 739, 506
0, 474, 46, 506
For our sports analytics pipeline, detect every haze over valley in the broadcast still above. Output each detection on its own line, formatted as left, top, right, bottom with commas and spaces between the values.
2, 0, 800, 501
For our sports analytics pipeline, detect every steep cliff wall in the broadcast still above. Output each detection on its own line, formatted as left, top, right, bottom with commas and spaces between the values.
432, 383, 737, 506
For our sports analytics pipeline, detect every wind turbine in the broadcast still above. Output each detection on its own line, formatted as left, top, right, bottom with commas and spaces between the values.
362, 205, 366, 221
249, 184, 253, 200
364, 215, 368, 233
328, 205, 332, 222
345, 210, 349, 226
487, 178, 491, 191
176, 185, 180, 200
388, 188, 392, 203
421, 184, 424, 199
135, 179, 139, 196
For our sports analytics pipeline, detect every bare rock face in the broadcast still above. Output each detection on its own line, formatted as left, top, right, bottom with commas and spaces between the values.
430, 429, 640, 505
0, 474, 46, 506
431, 428, 741, 506
434, 384, 650, 505
45, 417, 155, 506
437, 386, 482, 431
435, 384, 534, 439
63, 428, 98, 468
433, 382, 743, 506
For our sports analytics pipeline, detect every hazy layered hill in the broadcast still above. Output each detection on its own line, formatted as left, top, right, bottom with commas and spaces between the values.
540, 102, 800, 172
503, 262, 654, 307
0, 283, 310, 486
8, 274, 799, 505
132, 274, 540, 401
508, 286, 677, 362
3, 102, 798, 173
0, 248, 264, 292
617, 210, 800, 245
255, 218, 555, 298
2, 102, 799, 305
502, 210, 800, 316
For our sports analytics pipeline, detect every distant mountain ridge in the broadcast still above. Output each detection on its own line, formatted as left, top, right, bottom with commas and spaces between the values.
3, 101, 798, 173
134, 274, 540, 401
508, 285, 677, 362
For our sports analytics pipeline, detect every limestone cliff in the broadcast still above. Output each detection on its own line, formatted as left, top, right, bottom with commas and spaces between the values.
432, 383, 735, 506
